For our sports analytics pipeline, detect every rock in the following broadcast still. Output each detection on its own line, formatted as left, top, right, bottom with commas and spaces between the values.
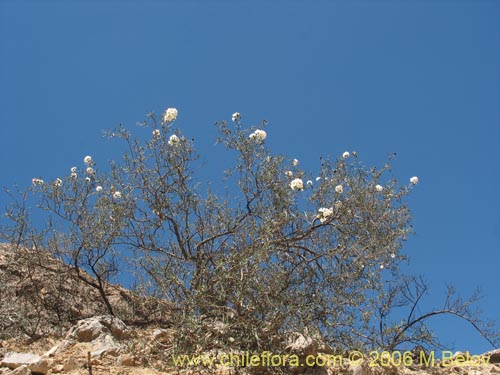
116, 354, 135, 366
42, 346, 58, 358
66, 315, 129, 342
11, 366, 30, 375
286, 330, 331, 357
90, 358, 101, 366
29, 358, 50, 375
214, 365, 235, 375
62, 357, 84, 371
151, 328, 175, 345
91, 333, 122, 357
347, 362, 370, 375
287, 332, 317, 357
1, 352, 41, 370
484, 349, 500, 364
50, 364, 64, 373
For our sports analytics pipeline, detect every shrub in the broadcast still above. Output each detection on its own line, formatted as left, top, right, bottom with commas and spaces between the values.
1, 108, 498, 355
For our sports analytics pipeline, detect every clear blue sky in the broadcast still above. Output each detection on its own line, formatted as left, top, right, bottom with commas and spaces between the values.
1, 0, 499, 354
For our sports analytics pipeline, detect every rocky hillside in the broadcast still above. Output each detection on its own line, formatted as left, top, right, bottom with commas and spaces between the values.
0, 243, 171, 339
1, 242, 499, 375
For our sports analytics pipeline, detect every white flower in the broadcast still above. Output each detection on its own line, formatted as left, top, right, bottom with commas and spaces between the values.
293, 158, 299, 166
317, 207, 334, 223
285, 171, 293, 178
85, 177, 91, 183
31, 178, 44, 185
390, 253, 395, 258
290, 178, 304, 191
231, 112, 241, 122
248, 129, 267, 142
380, 264, 385, 269
410, 176, 419, 185
334, 200, 343, 209
95, 186, 103, 192
315, 177, 321, 182
335, 185, 343, 194
163, 107, 178, 122
86, 167, 94, 175
342, 151, 350, 159
375, 184, 384, 192
54, 178, 62, 187
152, 129, 160, 137
83, 155, 92, 164
71, 172, 77, 179
70, 166, 77, 173
113, 191, 122, 199
168, 134, 180, 146
306, 180, 313, 187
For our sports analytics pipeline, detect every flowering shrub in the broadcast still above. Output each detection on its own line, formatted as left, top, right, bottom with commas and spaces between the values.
2, 108, 498, 355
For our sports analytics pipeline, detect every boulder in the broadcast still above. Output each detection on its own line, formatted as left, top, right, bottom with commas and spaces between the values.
483, 349, 500, 364
28, 359, 49, 375
65, 315, 129, 342
91, 334, 122, 357
1, 352, 40, 370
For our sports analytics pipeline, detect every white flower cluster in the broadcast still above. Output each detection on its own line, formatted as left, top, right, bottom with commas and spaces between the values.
290, 178, 304, 191
342, 151, 350, 159
168, 134, 180, 146
285, 171, 293, 178
232, 112, 241, 122
152, 129, 160, 137
375, 184, 383, 192
410, 176, 419, 185
54, 178, 62, 187
317, 207, 333, 223
293, 158, 299, 166
249, 129, 267, 142
95, 186, 103, 192
335, 185, 343, 194
163, 108, 178, 123
32, 178, 44, 186
84, 155, 92, 164
113, 191, 122, 199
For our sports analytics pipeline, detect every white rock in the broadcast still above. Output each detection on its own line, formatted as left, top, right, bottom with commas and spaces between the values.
42, 345, 58, 358
1, 352, 41, 370
65, 315, 129, 342
91, 334, 121, 357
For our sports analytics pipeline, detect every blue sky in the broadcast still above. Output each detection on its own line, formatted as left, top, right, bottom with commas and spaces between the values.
1, 0, 499, 354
